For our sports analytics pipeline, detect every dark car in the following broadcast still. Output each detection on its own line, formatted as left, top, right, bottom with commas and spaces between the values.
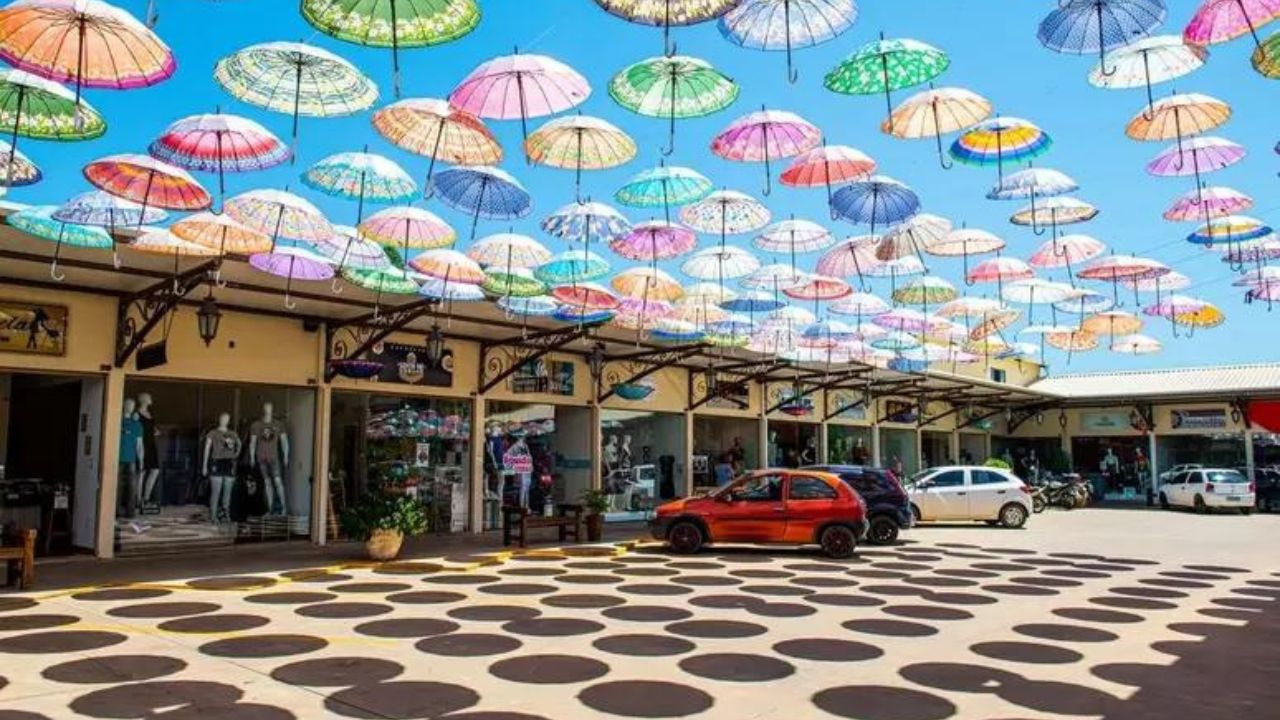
1251, 467, 1280, 512
802, 465, 912, 544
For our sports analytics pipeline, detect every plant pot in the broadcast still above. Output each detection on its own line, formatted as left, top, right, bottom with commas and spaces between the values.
365, 529, 404, 561
586, 513, 604, 542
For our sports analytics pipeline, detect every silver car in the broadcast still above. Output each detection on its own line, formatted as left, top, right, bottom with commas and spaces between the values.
905, 466, 1033, 528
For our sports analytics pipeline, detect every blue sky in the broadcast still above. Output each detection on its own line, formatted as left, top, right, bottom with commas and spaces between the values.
15, 0, 1280, 373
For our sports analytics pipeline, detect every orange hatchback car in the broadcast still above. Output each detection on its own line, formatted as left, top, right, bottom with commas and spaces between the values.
649, 469, 868, 558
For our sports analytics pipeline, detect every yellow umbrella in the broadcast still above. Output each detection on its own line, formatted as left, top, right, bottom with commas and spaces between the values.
612, 267, 683, 300
1082, 310, 1143, 336
1174, 303, 1225, 331
170, 211, 271, 255
968, 308, 1020, 341
1046, 329, 1099, 352
1125, 92, 1230, 155
883, 86, 992, 169
526, 115, 637, 201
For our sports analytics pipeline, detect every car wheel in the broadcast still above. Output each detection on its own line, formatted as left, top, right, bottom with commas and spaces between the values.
667, 521, 704, 554
867, 516, 899, 545
820, 525, 857, 559
1159, 492, 1169, 510
910, 504, 922, 523
1193, 495, 1207, 514
999, 503, 1029, 529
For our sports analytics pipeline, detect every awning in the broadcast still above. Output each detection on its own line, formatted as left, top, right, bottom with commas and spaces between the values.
1247, 401, 1280, 433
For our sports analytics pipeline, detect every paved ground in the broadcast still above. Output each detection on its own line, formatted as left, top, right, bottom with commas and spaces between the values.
1, 508, 1278, 719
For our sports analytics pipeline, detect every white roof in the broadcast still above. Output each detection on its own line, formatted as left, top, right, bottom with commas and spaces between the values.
1031, 363, 1280, 400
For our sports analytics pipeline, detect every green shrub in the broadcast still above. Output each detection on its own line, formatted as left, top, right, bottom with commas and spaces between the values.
983, 457, 1012, 470
580, 489, 611, 515
339, 492, 429, 541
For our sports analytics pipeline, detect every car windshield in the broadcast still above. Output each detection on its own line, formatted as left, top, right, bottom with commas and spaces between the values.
905, 469, 934, 486
1206, 470, 1246, 483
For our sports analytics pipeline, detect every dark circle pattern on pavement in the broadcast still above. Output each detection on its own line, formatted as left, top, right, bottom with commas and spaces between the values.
739, 584, 812, 596
499, 566, 565, 577
971, 641, 1084, 664
159, 614, 271, 634
0, 597, 38, 612
0, 614, 79, 631
882, 605, 973, 621
1052, 607, 1143, 624
773, 638, 883, 662
1110, 585, 1188, 599
246, 592, 338, 605
578, 680, 714, 718
806, 592, 885, 607
679, 653, 794, 682
0, 631, 127, 654
200, 634, 327, 658
416, 633, 522, 657
842, 619, 938, 637
373, 562, 442, 575
426, 574, 502, 585
1089, 596, 1177, 610
540, 593, 625, 609
67, 680, 243, 718
186, 576, 276, 591
42, 655, 187, 684
325, 681, 478, 719
729, 568, 793, 579
565, 561, 625, 570
281, 570, 351, 583
749, 602, 817, 618
593, 633, 696, 657
501, 617, 605, 637
616, 583, 693, 595
1011, 576, 1081, 588
448, 605, 541, 622
387, 590, 467, 604
613, 566, 679, 577
329, 582, 413, 594
489, 654, 610, 684
983, 584, 1059, 596
671, 574, 742, 586
791, 576, 858, 588
106, 602, 221, 618
354, 618, 459, 638
1014, 623, 1119, 643
813, 685, 956, 720
665, 619, 767, 639
921, 591, 998, 606
601, 605, 692, 623
665, 561, 724, 570
689, 594, 760, 610
71, 588, 171, 602
271, 657, 404, 686
296, 602, 394, 619
477, 582, 560, 595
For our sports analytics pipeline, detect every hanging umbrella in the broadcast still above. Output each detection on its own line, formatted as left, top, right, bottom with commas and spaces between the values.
499, 294, 558, 317
987, 167, 1078, 235
468, 232, 551, 269
612, 298, 675, 331
829, 175, 920, 236
224, 188, 333, 249
610, 220, 698, 263
763, 303, 816, 330
613, 267, 683, 300
1184, 0, 1280, 50
0, 140, 39, 186
1125, 92, 1231, 158
671, 297, 727, 329
483, 266, 546, 298
608, 54, 738, 155
1028, 233, 1107, 286
720, 289, 785, 314
149, 113, 290, 208
780, 144, 876, 208
372, 98, 501, 193
1164, 185, 1251, 223
429, 165, 532, 240
1127, 269, 1191, 299
215, 42, 378, 156
7, 204, 112, 280
1218, 236, 1280, 271
784, 274, 852, 303
343, 267, 424, 296
705, 313, 755, 346
1145, 136, 1245, 202
924, 226, 1005, 279
1090, 35, 1208, 118
1186, 214, 1271, 246
652, 318, 705, 342
892, 275, 956, 306
129, 228, 221, 290
875, 213, 950, 263
419, 276, 486, 302
1082, 310, 1144, 336
864, 255, 926, 295
950, 117, 1053, 182
249, 245, 336, 309
825, 35, 950, 132
681, 245, 761, 281
1010, 197, 1099, 239
966, 255, 1034, 291
829, 291, 889, 319
1002, 278, 1078, 324
53, 190, 166, 230
816, 235, 883, 290
711, 107, 821, 195
314, 225, 392, 291
1255, 30, 1280, 76
0, 69, 104, 185
719, 0, 857, 82
358, 206, 455, 267
1046, 329, 1099, 361
0, 0, 174, 109
1038, 0, 1168, 74
741, 262, 805, 292
884, 86, 991, 169
1079, 254, 1170, 306
969, 308, 1021, 341
682, 281, 737, 303
408, 248, 485, 284
303, 150, 418, 225
1020, 323, 1080, 358
936, 296, 1003, 320
301, 0, 479, 98
448, 51, 591, 155
535, 249, 611, 284
680, 190, 770, 252
594, 0, 740, 56
754, 218, 835, 270
615, 163, 713, 223
83, 154, 212, 224
872, 307, 931, 334
1143, 293, 1210, 337
551, 281, 621, 311
170, 212, 272, 262
554, 305, 616, 324
1111, 334, 1162, 354
1055, 289, 1115, 315
527, 115, 636, 201
541, 201, 631, 256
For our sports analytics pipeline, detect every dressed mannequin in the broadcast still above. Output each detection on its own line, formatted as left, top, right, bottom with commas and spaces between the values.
620, 435, 633, 470
136, 392, 161, 508
119, 398, 144, 518
203, 412, 241, 523
503, 436, 532, 508
248, 402, 289, 516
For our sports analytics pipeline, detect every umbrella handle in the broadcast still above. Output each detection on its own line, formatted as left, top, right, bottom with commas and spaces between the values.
50, 260, 65, 282
331, 276, 344, 294
662, 70, 678, 156
1140, 52, 1156, 121
784, 2, 798, 84
934, 130, 952, 170
1097, 6, 1118, 77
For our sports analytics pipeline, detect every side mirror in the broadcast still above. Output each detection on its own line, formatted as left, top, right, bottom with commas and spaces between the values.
915, 480, 932, 490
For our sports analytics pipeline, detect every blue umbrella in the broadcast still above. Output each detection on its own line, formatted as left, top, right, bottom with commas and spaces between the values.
553, 305, 615, 324
1037, 0, 1167, 76
615, 163, 713, 224
651, 319, 706, 342
830, 175, 920, 235
707, 313, 758, 337
535, 249, 611, 284
8, 205, 113, 280
720, 289, 786, 313
53, 190, 168, 229
719, 0, 859, 83
499, 295, 558, 316
541, 201, 632, 254
429, 165, 532, 240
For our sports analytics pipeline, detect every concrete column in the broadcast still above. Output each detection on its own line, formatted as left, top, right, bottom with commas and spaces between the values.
817, 422, 829, 465
310, 384, 331, 545
949, 432, 961, 466
94, 368, 126, 559
469, 394, 487, 534
589, 402, 603, 491
871, 423, 882, 467
757, 385, 770, 468
1148, 433, 1159, 494
1244, 429, 1256, 484
682, 410, 694, 496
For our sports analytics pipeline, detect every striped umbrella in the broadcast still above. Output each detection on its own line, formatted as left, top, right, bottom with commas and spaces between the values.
829, 175, 920, 236
467, 232, 551, 269
816, 235, 883, 290
711, 107, 822, 195
449, 52, 591, 153
483, 266, 546, 298
892, 275, 956, 306
950, 117, 1052, 182
429, 165, 532, 240
7, 204, 113, 280
358, 206, 456, 265
608, 54, 738, 155
1079, 254, 1170, 306
83, 154, 212, 224
1010, 197, 1098, 239
526, 114, 637, 201
884, 86, 992, 169
170, 212, 272, 276
966, 255, 1034, 293
302, 150, 418, 223
875, 213, 949, 263
825, 35, 950, 132
719, 0, 858, 82
372, 98, 501, 192
0, 69, 104, 185
780, 144, 877, 208
149, 113, 290, 207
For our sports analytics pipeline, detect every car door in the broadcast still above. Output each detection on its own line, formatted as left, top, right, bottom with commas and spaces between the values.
968, 468, 1014, 519
710, 472, 786, 543
1162, 472, 1185, 506
783, 474, 841, 543
914, 469, 969, 520
1181, 471, 1205, 507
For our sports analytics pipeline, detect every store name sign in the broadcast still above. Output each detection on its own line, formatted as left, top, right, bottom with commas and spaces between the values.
372, 342, 453, 387
0, 300, 67, 356
1080, 412, 1132, 432
1171, 409, 1227, 430
512, 359, 575, 396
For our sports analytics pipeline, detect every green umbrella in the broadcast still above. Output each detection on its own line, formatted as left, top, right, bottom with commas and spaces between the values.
343, 266, 423, 295
483, 266, 547, 298
7, 205, 114, 281
823, 34, 949, 133
302, 0, 480, 98
0, 69, 105, 187
609, 54, 738, 155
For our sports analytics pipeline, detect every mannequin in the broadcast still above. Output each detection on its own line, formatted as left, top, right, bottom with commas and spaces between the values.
248, 402, 289, 516
620, 435, 633, 470
503, 435, 532, 508
136, 392, 161, 508
203, 412, 241, 523
119, 398, 144, 518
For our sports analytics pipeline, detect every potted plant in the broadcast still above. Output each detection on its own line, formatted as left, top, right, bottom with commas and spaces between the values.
580, 489, 610, 542
339, 491, 428, 561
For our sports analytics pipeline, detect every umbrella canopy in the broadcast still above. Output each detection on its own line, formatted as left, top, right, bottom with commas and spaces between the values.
710, 108, 822, 194
612, 298, 675, 331
1187, 214, 1271, 246
1127, 269, 1191, 294
1038, 0, 1167, 71
129, 228, 221, 259
825, 35, 950, 131
1111, 334, 1162, 354
1125, 92, 1231, 153
499, 295, 559, 317
1002, 278, 1078, 324
170, 211, 272, 255
1145, 136, 1245, 188
429, 165, 532, 239
681, 245, 762, 280
553, 305, 616, 324
526, 115, 636, 200
1056, 289, 1115, 314
0, 68, 106, 141
987, 167, 1078, 201
720, 289, 785, 313
448, 52, 590, 149
741, 262, 805, 291
936, 296, 1003, 319
969, 308, 1021, 341
950, 117, 1052, 181
551, 281, 621, 311
54, 189, 166, 228
1255, 30, 1280, 76
1218, 237, 1280, 266
816, 235, 883, 285
593, 0, 740, 55
754, 218, 835, 264
876, 213, 950, 263
224, 188, 332, 245
615, 164, 713, 223
149, 113, 290, 203
924, 226, 1005, 278
893, 275, 956, 305
612, 266, 683, 300
681, 281, 737, 303
1184, 0, 1280, 48
609, 220, 697, 261
829, 291, 889, 317
314, 225, 393, 275
541, 201, 631, 245
967, 256, 1034, 286
1078, 254, 1169, 282
483, 266, 546, 298
1143, 293, 1209, 319
249, 245, 337, 308
608, 54, 738, 154
8, 204, 113, 279
783, 273, 852, 302
343, 267, 424, 296
302, 151, 418, 222
829, 175, 920, 235
372, 98, 502, 189
1010, 196, 1099, 235
0, 139, 39, 186
1165, 185, 1252, 221
1029, 233, 1107, 271
884, 86, 992, 169
419, 276, 486, 301
535, 249, 611, 284
408, 248, 485, 284
358, 205, 455, 254
84, 153, 212, 217
467, 232, 551, 269
865, 255, 926, 284
718, 0, 858, 82
1089, 35, 1208, 115
1046, 328, 1099, 352
679, 190, 771, 242
763, 304, 816, 329
1082, 310, 1144, 336
780, 144, 877, 204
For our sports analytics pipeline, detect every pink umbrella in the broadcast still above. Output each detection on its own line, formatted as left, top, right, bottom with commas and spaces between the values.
783, 273, 852, 313
83, 153, 212, 226
816, 235, 883, 291
1078, 254, 1170, 306
1164, 185, 1253, 224
1028, 233, 1107, 287
711, 107, 822, 195
249, 245, 335, 309
149, 112, 291, 207
1184, 0, 1280, 50
358, 205, 456, 260
609, 220, 697, 262
551, 281, 620, 310
873, 307, 930, 334
448, 51, 590, 157
966, 256, 1034, 293
780, 144, 877, 211
1146, 136, 1245, 203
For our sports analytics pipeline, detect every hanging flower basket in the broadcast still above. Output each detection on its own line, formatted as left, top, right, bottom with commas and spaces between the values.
330, 359, 384, 379
779, 398, 814, 417
612, 381, 655, 401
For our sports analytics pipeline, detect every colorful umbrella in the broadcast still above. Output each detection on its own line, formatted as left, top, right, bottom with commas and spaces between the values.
924, 226, 1005, 279
1218, 237, 1280, 271
372, 98, 501, 192
499, 294, 558, 317
553, 305, 616, 325
825, 35, 950, 132
551, 281, 621, 311
1111, 334, 1162, 354
613, 266, 683, 300
681, 281, 737, 303
1145, 136, 1245, 201
816, 235, 883, 290
1078, 254, 1169, 305
711, 107, 821, 194
483, 266, 547, 298
170, 211, 272, 258
526, 114, 637, 201
1055, 289, 1115, 315
535, 249, 611, 284
541, 201, 631, 252
783, 274, 852, 303
301, 0, 479, 97
680, 189, 770, 249
681, 245, 762, 281
754, 218, 834, 269
1125, 92, 1231, 158
884, 86, 992, 169
987, 167, 1078, 235
950, 117, 1052, 182
780, 144, 876, 208
652, 318, 706, 341
1002, 278, 1077, 324
149, 113, 290, 206
215, 42, 377, 153
615, 163, 713, 223
875, 213, 950, 263
1126, 269, 1191, 298
719, 0, 859, 82
314, 225, 392, 290
936, 296, 1003, 320
0, 0, 174, 108
1046, 329, 1099, 357
828, 291, 888, 319
224, 188, 332, 249
83, 153, 212, 223
419, 275, 486, 302
358, 206, 455, 262
1090, 36, 1208, 118
343, 267, 424, 297
1184, 0, 1280, 50
829, 175, 920, 236
429, 165, 532, 240
608, 54, 738, 154
1038, 0, 1167, 74
1255, 30, 1280, 76
129, 228, 221, 288
610, 220, 698, 262
7, 204, 112, 280
1082, 310, 1144, 336
705, 313, 755, 346
763, 303, 816, 330
593, 0, 740, 56
893, 275, 956, 306
864, 255, 926, 294
0, 68, 104, 185
966, 255, 1034, 291
467, 232, 551, 269
1164, 185, 1252, 221
742, 262, 805, 293
612, 298, 675, 332
249, 245, 336, 309
720, 289, 785, 314
969, 308, 1021, 341
449, 52, 591, 153
1010, 197, 1099, 238
53, 189, 166, 230
408, 248, 484, 285
0, 139, 39, 186
1186, 214, 1271, 246
303, 151, 418, 224
1028, 233, 1107, 286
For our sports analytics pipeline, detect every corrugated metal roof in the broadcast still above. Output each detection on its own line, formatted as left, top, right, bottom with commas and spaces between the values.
1030, 363, 1280, 399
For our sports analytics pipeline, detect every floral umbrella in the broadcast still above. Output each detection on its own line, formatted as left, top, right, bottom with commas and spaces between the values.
681, 245, 761, 283
84, 153, 212, 224
1046, 329, 1099, 362
924, 226, 1005, 278
613, 266, 683, 300
885, 86, 992, 169
1184, 0, 1280, 51
302, 150, 418, 223
1037, 0, 1167, 74
680, 190, 770, 250
825, 35, 950, 132
593, 0, 740, 55
1089, 35, 1208, 117
969, 308, 1021, 342
358, 206, 455, 264
541, 201, 631, 253
482, 266, 546, 298
876, 213, 950, 263
215, 42, 378, 153
711, 107, 821, 195
1145, 136, 1245, 203
526, 115, 637, 201
535, 249, 611, 284
829, 175, 920, 236
1078, 254, 1169, 305
1010, 197, 1098, 239
429, 165, 532, 240
343, 267, 424, 301
7, 204, 113, 280
718, 0, 858, 82
892, 275, 956, 306
966, 255, 1034, 293
1125, 92, 1231, 158
754, 218, 834, 270
149, 112, 290, 207
314, 225, 393, 291
0, 139, 39, 186
449, 52, 591, 153
816, 235, 883, 290
611, 221, 698, 268
0, 69, 105, 184
1126, 269, 1191, 306
467, 232, 551, 269
950, 117, 1052, 182
783, 274, 852, 309
301, 0, 479, 97
129, 228, 221, 288
612, 298, 675, 332
170, 212, 271, 280
53, 190, 166, 232
224, 189, 332, 250
780, 144, 876, 207
1082, 310, 1144, 337
1028, 233, 1107, 286
864, 255, 926, 295
608, 54, 738, 154
615, 163, 713, 223
1112, 334, 1162, 354
372, 98, 501, 192
249, 245, 336, 309
1255, 31, 1280, 76
1164, 185, 1252, 226
987, 167, 1078, 235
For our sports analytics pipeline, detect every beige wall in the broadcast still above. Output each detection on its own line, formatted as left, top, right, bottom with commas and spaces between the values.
0, 283, 115, 374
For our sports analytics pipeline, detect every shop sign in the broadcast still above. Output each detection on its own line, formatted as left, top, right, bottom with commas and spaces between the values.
1080, 412, 1132, 432
884, 400, 917, 424
502, 444, 533, 474
1170, 408, 1227, 430
829, 391, 867, 420
512, 359, 575, 395
0, 300, 67, 356
368, 342, 453, 387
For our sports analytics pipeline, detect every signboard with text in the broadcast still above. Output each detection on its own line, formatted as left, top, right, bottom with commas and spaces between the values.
1170, 408, 1228, 430
369, 342, 453, 387
0, 300, 67, 356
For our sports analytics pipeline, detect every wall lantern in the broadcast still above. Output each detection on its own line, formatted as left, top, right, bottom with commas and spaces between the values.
196, 290, 222, 347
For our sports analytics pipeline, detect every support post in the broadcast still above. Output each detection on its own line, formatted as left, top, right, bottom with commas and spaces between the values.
870, 421, 882, 468
95, 368, 126, 559
757, 382, 769, 468
1148, 432, 1160, 499
1244, 428, 1256, 487
470, 393, 487, 534
311, 382, 331, 545
682, 409, 694, 496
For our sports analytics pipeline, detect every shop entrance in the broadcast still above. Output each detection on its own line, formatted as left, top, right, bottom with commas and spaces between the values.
992, 437, 1063, 481
768, 420, 818, 468
1071, 436, 1148, 500
921, 431, 952, 469
600, 409, 684, 521
1157, 433, 1246, 475
826, 425, 871, 465
880, 428, 919, 478
958, 433, 988, 466
691, 416, 758, 491
484, 402, 592, 530
0, 372, 104, 555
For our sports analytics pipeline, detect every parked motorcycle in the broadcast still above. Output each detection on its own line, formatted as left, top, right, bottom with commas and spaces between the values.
1029, 486, 1048, 514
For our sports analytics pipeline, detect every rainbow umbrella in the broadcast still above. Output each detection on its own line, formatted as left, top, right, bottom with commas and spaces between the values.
215, 42, 377, 155
875, 213, 950, 263
719, 289, 785, 314
987, 167, 1078, 235
680, 190, 771, 249
302, 150, 418, 223
1038, 0, 1167, 74
224, 189, 332, 250
1028, 233, 1107, 286
7, 204, 112, 280
924, 226, 1005, 279
0, 139, 39, 186
884, 86, 992, 169
343, 267, 424, 300
719, 0, 858, 83
84, 154, 212, 224
1184, 0, 1280, 50
301, 0, 479, 98
429, 165, 532, 240
608, 54, 738, 155
1010, 197, 1098, 239
753, 218, 834, 269
358, 206, 456, 260
449, 52, 591, 154
372, 98, 501, 193
816, 235, 882, 290
824, 35, 950, 132
468, 232, 551, 269
966, 255, 1034, 293
483, 266, 546, 298
950, 117, 1052, 182
1255, 30, 1280, 76
526, 115, 637, 201
610, 220, 698, 262
1125, 92, 1231, 159
829, 175, 920, 236
1145, 136, 1245, 202
149, 113, 290, 207
541, 201, 631, 254
1111, 334, 1162, 354
892, 275, 956, 306
681, 245, 761, 283
780, 144, 876, 208
1091, 36, 1209, 118
593, 0, 740, 55
314, 225, 392, 291
615, 163, 713, 223
711, 107, 822, 195
249, 245, 337, 309
0, 69, 104, 185
535, 249, 611, 284
1164, 185, 1252, 222
1187, 214, 1271, 246
53, 189, 166, 231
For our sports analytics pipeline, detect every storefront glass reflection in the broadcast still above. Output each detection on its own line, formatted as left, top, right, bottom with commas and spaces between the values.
484, 402, 593, 527
692, 416, 757, 491
826, 425, 871, 465
880, 428, 918, 478
600, 409, 683, 520
768, 420, 818, 468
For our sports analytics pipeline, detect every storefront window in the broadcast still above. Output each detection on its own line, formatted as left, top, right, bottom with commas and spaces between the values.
880, 428, 918, 478
826, 425, 871, 465
330, 393, 471, 536
1157, 433, 1246, 475
1071, 436, 1148, 498
921, 431, 951, 469
958, 433, 987, 466
768, 420, 818, 468
118, 379, 315, 555
600, 409, 684, 520
692, 416, 757, 491
484, 402, 592, 527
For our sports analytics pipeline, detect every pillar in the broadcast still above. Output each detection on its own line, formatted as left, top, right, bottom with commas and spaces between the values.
1244, 429, 1256, 485
818, 421, 829, 465
757, 383, 769, 468
310, 384, 331, 545
469, 394, 487, 534
683, 410, 694, 496
94, 368, 126, 559
589, 402, 603, 491
949, 432, 960, 466
1148, 433, 1159, 493
870, 423, 882, 467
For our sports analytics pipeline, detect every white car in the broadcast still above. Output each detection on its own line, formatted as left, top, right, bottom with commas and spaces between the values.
904, 466, 1033, 528
1159, 463, 1203, 481
1159, 468, 1255, 514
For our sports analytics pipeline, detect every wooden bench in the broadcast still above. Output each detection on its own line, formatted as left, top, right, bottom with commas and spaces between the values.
0, 527, 36, 590
502, 504, 584, 548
